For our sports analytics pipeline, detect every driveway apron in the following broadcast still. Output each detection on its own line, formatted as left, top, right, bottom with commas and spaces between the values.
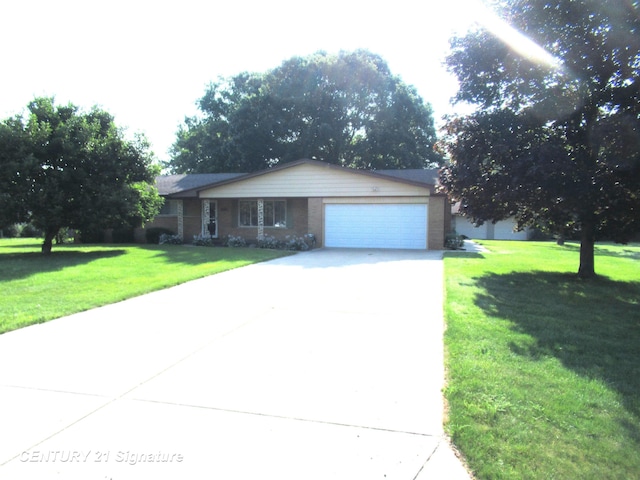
0, 248, 470, 479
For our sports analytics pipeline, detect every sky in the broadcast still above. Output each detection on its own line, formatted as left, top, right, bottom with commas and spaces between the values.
0, 0, 487, 163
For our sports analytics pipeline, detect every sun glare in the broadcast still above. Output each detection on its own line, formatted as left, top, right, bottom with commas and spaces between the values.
467, 1, 564, 70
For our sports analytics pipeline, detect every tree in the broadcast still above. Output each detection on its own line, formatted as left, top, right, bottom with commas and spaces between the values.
0, 97, 163, 254
169, 50, 443, 173
0, 117, 34, 229
438, 0, 640, 278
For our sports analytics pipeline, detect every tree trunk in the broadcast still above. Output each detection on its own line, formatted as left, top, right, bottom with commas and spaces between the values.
577, 225, 596, 279
41, 228, 59, 255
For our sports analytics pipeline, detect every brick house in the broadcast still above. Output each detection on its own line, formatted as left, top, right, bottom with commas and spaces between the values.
139, 159, 450, 250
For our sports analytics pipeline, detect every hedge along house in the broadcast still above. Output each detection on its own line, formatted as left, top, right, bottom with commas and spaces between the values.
140, 159, 450, 250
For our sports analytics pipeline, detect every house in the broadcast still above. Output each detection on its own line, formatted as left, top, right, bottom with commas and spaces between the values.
138, 159, 451, 250
451, 202, 532, 240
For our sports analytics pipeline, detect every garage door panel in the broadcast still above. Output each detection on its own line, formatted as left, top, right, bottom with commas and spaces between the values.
325, 204, 427, 249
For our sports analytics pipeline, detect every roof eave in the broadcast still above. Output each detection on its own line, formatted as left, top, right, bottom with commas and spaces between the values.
192, 159, 438, 195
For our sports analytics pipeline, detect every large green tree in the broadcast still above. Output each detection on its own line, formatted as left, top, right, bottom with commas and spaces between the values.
0, 117, 33, 229
0, 97, 163, 253
439, 0, 640, 278
169, 50, 442, 173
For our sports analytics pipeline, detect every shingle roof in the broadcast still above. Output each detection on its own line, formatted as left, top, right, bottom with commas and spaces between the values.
156, 173, 246, 196
156, 161, 442, 197
375, 169, 440, 185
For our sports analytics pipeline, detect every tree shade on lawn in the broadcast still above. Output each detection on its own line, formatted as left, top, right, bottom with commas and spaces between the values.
438, 0, 640, 278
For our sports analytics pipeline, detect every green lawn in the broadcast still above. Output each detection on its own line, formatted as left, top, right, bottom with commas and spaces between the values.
0, 239, 293, 334
444, 241, 640, 479
3, 238, 639, 478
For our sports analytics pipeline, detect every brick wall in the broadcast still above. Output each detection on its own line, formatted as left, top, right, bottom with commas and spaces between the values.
182, 198, 202, 239
307, 198, 323, 247
220, 198, 309, 244
428, 196, 447, 249
135, 216, 178, 243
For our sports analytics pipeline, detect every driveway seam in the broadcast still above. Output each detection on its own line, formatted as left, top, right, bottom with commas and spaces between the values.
411, 440, 441, 480
1, 309, 267, 467
127, 396, 445, 439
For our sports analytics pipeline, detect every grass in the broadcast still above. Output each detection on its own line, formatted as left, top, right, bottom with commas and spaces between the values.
0, 238, 293, 334
444, 241, 640, 479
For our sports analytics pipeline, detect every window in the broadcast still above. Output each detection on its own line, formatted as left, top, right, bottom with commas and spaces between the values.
158, 199, 179, 216
239, 200, 286, 227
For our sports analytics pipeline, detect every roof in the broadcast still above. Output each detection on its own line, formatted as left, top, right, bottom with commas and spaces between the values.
375, 169, 440, 185
156, 173, 245, 196
157, 160, 441, 197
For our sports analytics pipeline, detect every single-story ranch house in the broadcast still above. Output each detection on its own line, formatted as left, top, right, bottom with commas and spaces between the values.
136, 159, 451, 250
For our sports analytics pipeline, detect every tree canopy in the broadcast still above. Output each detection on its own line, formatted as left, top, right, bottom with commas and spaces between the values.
0, 97, 163, 253
438, 0, 640, 278
168, 50, 443, 173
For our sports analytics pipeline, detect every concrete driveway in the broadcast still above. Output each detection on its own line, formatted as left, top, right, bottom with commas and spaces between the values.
0, 248, 470, 479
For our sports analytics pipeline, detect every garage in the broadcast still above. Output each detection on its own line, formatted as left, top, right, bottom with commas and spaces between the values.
453, 214, 531, 240
324, 204, 428, 249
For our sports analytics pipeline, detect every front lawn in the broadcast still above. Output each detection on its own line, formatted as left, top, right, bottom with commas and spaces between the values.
444, 241, 640, 479
0, 239, 292, 334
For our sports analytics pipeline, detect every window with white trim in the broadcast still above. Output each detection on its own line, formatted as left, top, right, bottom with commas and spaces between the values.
239, 200, 286, 227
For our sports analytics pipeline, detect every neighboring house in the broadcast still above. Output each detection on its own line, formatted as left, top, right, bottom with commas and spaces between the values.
138, 159, 451, 250
451, 202, 532, 240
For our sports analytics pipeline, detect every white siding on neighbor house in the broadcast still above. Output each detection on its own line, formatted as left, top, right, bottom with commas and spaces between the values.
198, 163, 430, 198
493, 220, 530, 240
454, 216, 529, 240
454, 216, 488, 239
325, 204, 428, 249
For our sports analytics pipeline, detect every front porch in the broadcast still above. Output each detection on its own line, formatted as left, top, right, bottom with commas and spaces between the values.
141, 197, 319, 246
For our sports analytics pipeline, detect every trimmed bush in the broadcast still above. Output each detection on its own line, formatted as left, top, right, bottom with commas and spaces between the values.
283, 235, 310, 251
257, 235, 280, 249
445, 232, 465, 250
226, 235, 247, 247
145, 227, 174, 244
160, 233, 184, 245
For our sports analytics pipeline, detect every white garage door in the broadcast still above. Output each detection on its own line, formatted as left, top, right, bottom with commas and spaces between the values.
325, 204, 427, 249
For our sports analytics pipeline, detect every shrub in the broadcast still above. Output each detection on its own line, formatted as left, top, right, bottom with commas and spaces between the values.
145, 227, 174, 244
257, 235, 281, 249
226, 235, 247, 247
3, 224, 23, 238
304, 233, 317, 247
445, 232, 465, 250
160, 233, 184, 245
55, 228, 73, 244
283, 234, 310, 251
192, 234, 213, 246
20, 223, 43, 238
80, 228, 105, 244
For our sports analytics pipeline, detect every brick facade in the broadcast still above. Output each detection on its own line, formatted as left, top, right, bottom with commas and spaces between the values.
139, 197, 312, 245
427, 196, 450, 250
139, 195, 449, 249
137, 162, 448, 249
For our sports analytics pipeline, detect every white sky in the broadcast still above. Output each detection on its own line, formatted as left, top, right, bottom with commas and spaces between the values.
0, 0, 485, 163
